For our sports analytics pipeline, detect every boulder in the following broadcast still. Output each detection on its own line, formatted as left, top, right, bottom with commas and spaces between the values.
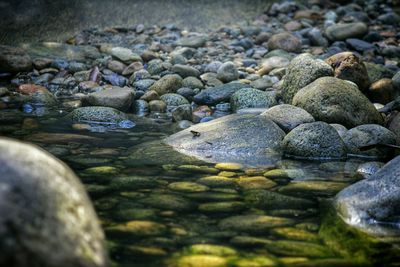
230, 88, 277, 112
292, 77, 383, 128
193, 83, 247, 105
281, 53, 333, 103
85, 87, 134, 111
0, 138, 108, 267
282, 121, 347, 159
165, 114, 285, 165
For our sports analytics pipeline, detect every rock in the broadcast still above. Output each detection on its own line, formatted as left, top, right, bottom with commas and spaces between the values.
393, 71, 400, 90
267, 32, 302, 53
217, 62, 239, 83
325, 52, 370, 92
175, 35, 208, 48
165, 114, 285, 165
281, 53, 333, 103
149, 74, 183, 95
325, 22, 368, 41
160, 93, 189, 106
334, 155, 400, 234
364, 62, 395, 83
245, 189, 315, 210
149, 100, 167, 113
193, 83, 247, 105
182, 77, 204, 89
342, 124, 397, 159
186, 244, 237, 256
168, 182, 209, 193
140, 90, 159, 101
356, 162, 384, 179
140, 194, 194, 212
107, 60, 126, 74
330, 124, 348, 139
85, 87, 134, 111
237, 176, 276, 190
257, 56, 290, 76
307, 28, 329, 47
292, 77, 383, 128
66, 106, 129, 123
219, 215, 294, 234
0, 45, 32, 73
175, 255, 227, 267
215, 162, 243, 171
230, 88, 277, 112
0, 138, 108, 267
261, 104, 315, 132
110, 47, 142, 63
106, 220, 166, 237
282, 121, 347, 159
172, 104, 192, 121
346, 38, 375, 52
172, 64, 200, 78
368, 78, 397, 104
199, 201, 246, 213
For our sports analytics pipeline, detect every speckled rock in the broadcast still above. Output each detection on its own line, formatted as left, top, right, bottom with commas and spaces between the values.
261, 104, 315, 132
292, 77, 383, 128
85, 87, 134, 111
325, 22, 368, 41
325, 52, 370, 92
342, 124, 397, 158
230, 88, 277, 112
66, 106, 128, 123
217, 62, 239, 83
0, 138, 108, 267
193, 83, 247, 105
267, 32, 302, 53
160, 93, 189, 106
149, 74, 183, 95
281, 53, 333, 103
283, 121, 347, 159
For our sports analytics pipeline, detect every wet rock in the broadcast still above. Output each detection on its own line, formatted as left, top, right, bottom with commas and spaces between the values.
267, 32, 302, 53
182, 77, 204, 89
393, 71, 400, 90
334, 155, 400, 234
325, 22, 368, 41
261, 104, 315, 132
292, 77, 383, 128
237, 176, 276, 190
346, 38, 375, 52
282, 122, 347, 159
172, 64, 200, 78
0, 138, 108, 267
165, 114, 285, 165
193, 83, 247, 105
149, 100, 167, 113
279, 181, 348, 197
185, 244, 237, 256
281, 53, 333, 103
109, 176, 160, 191
85, 87, 134, 111
356, 162, 384, 179
0, 45, 32, 73
106, 220, 166, 237
175, 255, 227, 267
230, 88, 277, 112
110, 47, 142, 63
342, 124, 397, 159
257, 56, 289, 76
67, 106, 128, 123
172, 104, 192, 122
215, 162, 243, 171
107, 60, 126, 74
325, 52, 370, 92
368, 78, 397, 105
160, 93, 189, 106
197, 176, 237, 188
219, 215, 294, 234
330, 124, 348, 139
140, 194, 194, 212
168, 182, 209, 193
198, 201, 246, 213
364, 62, 395, 83
175, 35, 208, 48
149, 74, 183, 95
217, 62, 239, 83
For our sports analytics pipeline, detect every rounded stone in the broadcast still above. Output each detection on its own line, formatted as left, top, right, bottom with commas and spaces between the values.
0, 138, 108, 267
66, 106, 128, 124
368, 78, 397, 104
160, 93, 190, 106
0, 45, 32, 73
219, 215, 294, 234
217, 62, 239, 83
282, 121, 347, 159
325, 22, 368, 41
267, 32, 302, 53
292, 77, 383, 128
85, 87, 134, 111
230, 88, 277, 112
149, 100, 167, 113
172, 64, 200, 78
168, 182, 209, 193
149, 74, 183, 95
215, 162, 243, 171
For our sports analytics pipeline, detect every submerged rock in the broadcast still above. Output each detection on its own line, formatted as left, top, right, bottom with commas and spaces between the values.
85, 87, 134, 111
0, 138, 108, 267
66, 106, 129, 124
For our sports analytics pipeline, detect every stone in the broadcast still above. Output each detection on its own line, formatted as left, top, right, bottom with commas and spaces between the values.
281, 53, 333, 103
215, 163, 243, 171
172, 64, 200, 78
325, 22, 368, 41
186, 244, 237, 256
110, 47, 142, 63
66, 106, 128, 124
0, 45, 32, 73
193, 83, 247, 105
149, 74, 183, 95
279, 181, 348, 197
237, 176, 276, 190
175, 35, 208, 48
197, 176, 237, 188
292, 77, 383, 128
267, 32, 302, 53
282, 121, 347, 159
198, 201, 246, 213
106, 220, 166, 237
168, 182, 209, 193
325, 52, 371, 92
85, 87, 134, 111
342, 124, 397, 159
230, 88, 277, 112
149, 100, 167, 113
257, 56, 290, 76
165, 114, 285, 165
346, 38, 375, 52
175, 255, 227, 267
0, 138, 108, 267
334, 155, 400, 234
261, 104, 315, 132
140, 194, 194, 212
160, 93, 189, 106
356, 162, 384, 179
393, 71, 400, 90
217, 62, 239, 83
368, 78, 397, 104
219, 215, 294, 234
182, 77, 204, 89
107, 60, 126, 74
364, 62, 395, 83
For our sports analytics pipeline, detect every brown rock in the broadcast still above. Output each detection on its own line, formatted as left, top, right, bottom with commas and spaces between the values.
368, 78, 397, 104
107, 60, 126, 74
294, 10, 322, 20
267, 32, 302, 53
17, 84, 48, 95
284, 21, 302, 32
140, 90, 160, 101
122, 61, 144, 76
325, 52, 371, 92
149, 100, 167, 112
192, 105, 212, 123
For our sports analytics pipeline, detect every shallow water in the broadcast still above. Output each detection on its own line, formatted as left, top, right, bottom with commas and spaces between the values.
1, 107, 400, 267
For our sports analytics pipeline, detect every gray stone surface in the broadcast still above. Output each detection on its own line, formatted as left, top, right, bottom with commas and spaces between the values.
325, 22, 368, 41
230, 88, 277, 112
66, 106, 129, 123
85, 87, 134, 111
193, 82, 247, 105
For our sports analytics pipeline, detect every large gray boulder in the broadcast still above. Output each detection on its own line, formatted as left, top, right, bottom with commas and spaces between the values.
165, 114, 285, 165
281, 53, 333, 103
334, 155, 400, 235
292, 77, 383, 128
0, 138, 108, 267
193, 83, 248, 105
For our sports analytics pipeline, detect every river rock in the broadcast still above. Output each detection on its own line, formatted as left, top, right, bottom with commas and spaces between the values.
0, 138, 108, 267
230, 88, 277, 112
267, 32, 302, 53
165, 114, 285, 165
325, 22, 368, 41
283, 121, 347, 159
219, 215, 294, 234
160, 93, 189, 106
368, 78, 397, 104
393, 71, 400, 90
172, 64, 200, 78
325, 52, 370, 92
364, 62, 395, 83
281, 53, 333, 103
193, 83, 247, 105
149, 74, 183, 95
67, 106, 128, 123
261, 104, 315, 132
85, 87, 134, 111
334, 155, 400, 234
110, 47, 142, 63
342, 124, 397, 159
292, 77, 383, 128
217, 62, 239, 83
0, 45, 32, 73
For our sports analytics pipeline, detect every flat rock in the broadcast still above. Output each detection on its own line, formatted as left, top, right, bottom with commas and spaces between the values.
85, 87, 134, 111
325, 22, 368, 41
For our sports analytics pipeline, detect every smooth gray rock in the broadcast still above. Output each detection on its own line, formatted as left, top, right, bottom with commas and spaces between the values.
217, 62, 239, 83
281, 53, 333, 103
85, 87, 134, 111
165, 114, 285, 165
282, 121, 347, 159
0, 138, 108, 267
292, 77, 383, 128
325, 22, 368, 41
193, 83, 247, 105
261, 104, 315, 132
172, 64, 200, 78
335, 155, 400, 235
230, 88, 277, 112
